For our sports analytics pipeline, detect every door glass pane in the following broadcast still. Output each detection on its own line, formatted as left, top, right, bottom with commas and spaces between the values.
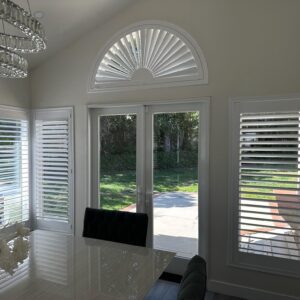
99, 114, 136, 212
153, 112, 199, 258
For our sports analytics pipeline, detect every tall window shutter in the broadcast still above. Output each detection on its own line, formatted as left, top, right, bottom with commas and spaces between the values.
239, 112, 300, 261
0, 108, 29, 228
230, 97, 300, 277
33, 108, 73, 233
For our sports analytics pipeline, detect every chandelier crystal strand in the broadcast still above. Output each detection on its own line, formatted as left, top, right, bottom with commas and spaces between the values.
0, 0, 46, 78
0, 47, 28, 78
0, 0, 46, 53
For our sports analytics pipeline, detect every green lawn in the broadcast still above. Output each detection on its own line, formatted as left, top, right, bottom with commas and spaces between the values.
240, 171, 298, 201
99, 168, 198, 210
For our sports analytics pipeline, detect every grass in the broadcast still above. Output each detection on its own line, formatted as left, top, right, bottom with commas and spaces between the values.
240, 170, 298, 201
99, 167, 198, 210
99, 168, 299, 210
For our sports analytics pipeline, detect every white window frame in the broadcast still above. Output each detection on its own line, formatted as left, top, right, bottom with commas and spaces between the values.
228, 95, 300, 278
32, 107, 74, 234
0, 105, 30, 234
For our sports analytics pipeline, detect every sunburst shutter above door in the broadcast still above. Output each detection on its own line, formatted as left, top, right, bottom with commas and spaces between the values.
89, 22, 208, 92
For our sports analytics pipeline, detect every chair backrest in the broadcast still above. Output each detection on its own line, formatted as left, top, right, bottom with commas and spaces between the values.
82, 207, 148, 247
177, 255, 207, 300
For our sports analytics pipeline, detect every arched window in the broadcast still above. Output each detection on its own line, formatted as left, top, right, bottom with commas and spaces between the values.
89, 21, 208, 92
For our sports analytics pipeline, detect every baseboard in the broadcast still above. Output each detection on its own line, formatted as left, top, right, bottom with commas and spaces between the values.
208, 279, 299, 300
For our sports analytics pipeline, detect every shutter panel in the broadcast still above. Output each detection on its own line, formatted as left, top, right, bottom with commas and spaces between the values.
0, 110, 29, 228
34, 108, 73, 233
238, 111, 300, 261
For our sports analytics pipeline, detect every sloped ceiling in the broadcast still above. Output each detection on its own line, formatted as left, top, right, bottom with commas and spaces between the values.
8, 0, 139, 69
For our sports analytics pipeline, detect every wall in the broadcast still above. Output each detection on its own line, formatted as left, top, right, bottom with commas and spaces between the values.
29, 0, 300, 299
0, 79, 30, 107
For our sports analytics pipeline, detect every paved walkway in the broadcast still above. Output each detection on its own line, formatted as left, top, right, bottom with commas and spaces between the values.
125, 191, 198, 258
153, 192, 198, 258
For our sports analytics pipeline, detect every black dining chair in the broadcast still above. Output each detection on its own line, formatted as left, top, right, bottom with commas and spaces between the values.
145, 255, 206, 300
82, 207, 148, 247
177, 255, 207, 300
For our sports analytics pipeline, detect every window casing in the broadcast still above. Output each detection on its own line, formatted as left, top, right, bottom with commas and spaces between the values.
229, 96, 300, 277
33, 108, 74, 233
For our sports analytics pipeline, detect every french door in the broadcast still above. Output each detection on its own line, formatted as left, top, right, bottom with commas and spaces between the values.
90, 101, 209, 273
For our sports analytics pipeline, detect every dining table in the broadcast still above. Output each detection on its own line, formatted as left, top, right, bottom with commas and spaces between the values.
0, 230, 175, 300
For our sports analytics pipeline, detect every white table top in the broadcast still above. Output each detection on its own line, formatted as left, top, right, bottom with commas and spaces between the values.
0, 230, 175, 300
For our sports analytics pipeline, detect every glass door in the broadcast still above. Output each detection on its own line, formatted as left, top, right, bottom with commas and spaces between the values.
154, 111, 199, 258
145, 102, 209, 271
90, 101, 209, 273
90, 106, 145, 213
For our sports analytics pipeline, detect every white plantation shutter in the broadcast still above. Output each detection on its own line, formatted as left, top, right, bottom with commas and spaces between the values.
96, 29, 200, 82
0, 108, 29, 228
33, 108, 73, 233
90, 22, 208, 91
230, 98, 300, 276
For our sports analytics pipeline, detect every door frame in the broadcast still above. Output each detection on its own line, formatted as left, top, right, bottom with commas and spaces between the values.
88, 98, 210, 274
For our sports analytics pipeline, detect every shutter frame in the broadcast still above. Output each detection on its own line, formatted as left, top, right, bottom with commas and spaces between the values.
33, 107, 74, 233
229, 97, 300, 278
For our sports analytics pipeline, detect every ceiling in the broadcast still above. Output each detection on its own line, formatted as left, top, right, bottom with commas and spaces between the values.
8, 0, 139, 69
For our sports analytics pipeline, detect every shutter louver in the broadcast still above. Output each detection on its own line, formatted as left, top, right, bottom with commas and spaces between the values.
239, 111, 300, 261
0, 117, 29, 228
34, 108, 73, 232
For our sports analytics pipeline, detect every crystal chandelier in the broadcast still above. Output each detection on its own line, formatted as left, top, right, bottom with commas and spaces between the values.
0, 0, 47, 78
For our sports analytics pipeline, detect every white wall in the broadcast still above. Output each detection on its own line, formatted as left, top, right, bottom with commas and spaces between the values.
29, 0, 300, 299
0, 79, 30, 107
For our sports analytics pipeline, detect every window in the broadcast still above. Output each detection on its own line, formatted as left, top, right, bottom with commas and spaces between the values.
229, 97, 300, 276
0, 107, 29, 228
89, 21, 208, 92
33, 108, 74, 233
